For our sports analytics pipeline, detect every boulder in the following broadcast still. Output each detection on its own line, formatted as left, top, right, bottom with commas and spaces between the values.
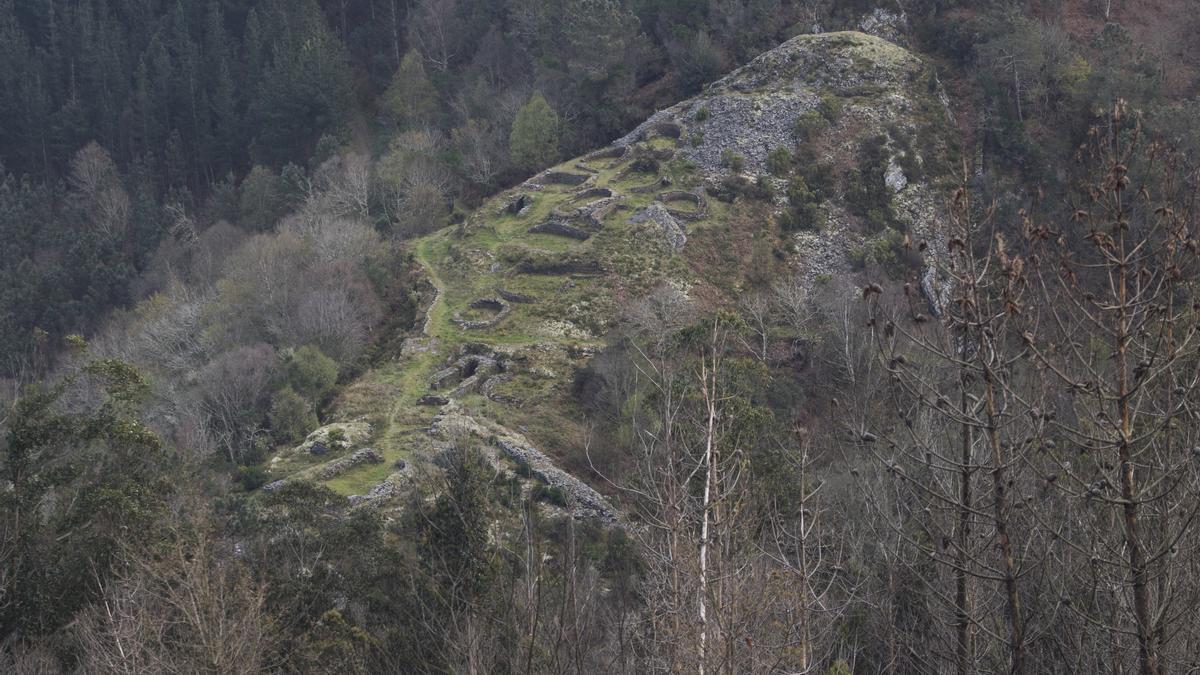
290, 421, 373, 456
885, 157, 908, 193
629, 203, 687, 251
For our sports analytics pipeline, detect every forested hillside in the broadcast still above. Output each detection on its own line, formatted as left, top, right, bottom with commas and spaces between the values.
0, 0, 827, 373
3, 1, 1200, 673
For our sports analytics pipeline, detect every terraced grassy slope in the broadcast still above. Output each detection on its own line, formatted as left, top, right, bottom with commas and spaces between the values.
263, 31, 957, 507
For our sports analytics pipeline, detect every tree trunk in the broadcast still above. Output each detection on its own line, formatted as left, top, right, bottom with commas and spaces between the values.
955, 384, 975, 675
1115, 234, 1157, 675
698, 357, 717, 675
982, 362, 1025, 674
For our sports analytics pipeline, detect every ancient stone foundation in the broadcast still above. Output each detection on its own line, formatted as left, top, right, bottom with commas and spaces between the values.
451, 297, 512, 329
656, 190, 708, 221
528, 220, 591, 240
540, 171, 591, 186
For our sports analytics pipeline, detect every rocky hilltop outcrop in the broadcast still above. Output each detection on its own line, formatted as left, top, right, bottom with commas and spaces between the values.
619, 31, 931, 176
618, 30, 955, 291
265, 30, 959, 523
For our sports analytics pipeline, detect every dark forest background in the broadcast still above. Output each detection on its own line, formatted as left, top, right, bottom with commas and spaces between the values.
3, 1, 1200, 672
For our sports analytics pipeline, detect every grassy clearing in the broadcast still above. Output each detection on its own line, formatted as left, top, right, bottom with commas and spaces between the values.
322, 427, 426, 496
269, 446, 338, 477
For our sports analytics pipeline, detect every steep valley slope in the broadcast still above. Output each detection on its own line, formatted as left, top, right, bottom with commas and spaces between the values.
262, 30, 959, 520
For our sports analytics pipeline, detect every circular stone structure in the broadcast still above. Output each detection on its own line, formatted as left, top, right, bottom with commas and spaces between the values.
452, 297, 513, 329
655, 190, 708, 221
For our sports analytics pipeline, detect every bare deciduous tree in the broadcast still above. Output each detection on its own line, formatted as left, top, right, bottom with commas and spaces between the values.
311, 152, 373, 221
594, 307, 847, 673
863, 187, 1040, 673
74, 511, 277, 673
1019, 102, 1200, 674
452, 119, 502, 187
198, 343, 276, 463
68, 141, 130, 239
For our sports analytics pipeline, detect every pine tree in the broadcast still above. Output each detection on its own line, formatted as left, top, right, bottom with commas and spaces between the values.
508, 91, 558, 174
381, 49, 438, 128
205, 1, 238, 173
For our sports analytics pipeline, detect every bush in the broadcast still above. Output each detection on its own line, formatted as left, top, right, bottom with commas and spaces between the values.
237, 465, 271, 491
779, 203, 825, 233
799, 157, 835, 197
778, 176, 826, 232
287, 345, 339, 403
766, 147, 793, 177
848, 228, 921, 277
791, 96, 842, 147
270, 387, 318, 445
532, 482, 568, 507
753, 176, 777, 200
720, 149, 745, 173
817, 95, 843, 123
845, 135, 899, 233
707, 175, 772, 203
794, 110, 829, 142
695, 106, 710, 122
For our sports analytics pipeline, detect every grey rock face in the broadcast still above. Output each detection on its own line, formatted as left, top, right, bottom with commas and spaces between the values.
616, 32, 929, 178
885, 157, 908, 193
858, 8, 908, 44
